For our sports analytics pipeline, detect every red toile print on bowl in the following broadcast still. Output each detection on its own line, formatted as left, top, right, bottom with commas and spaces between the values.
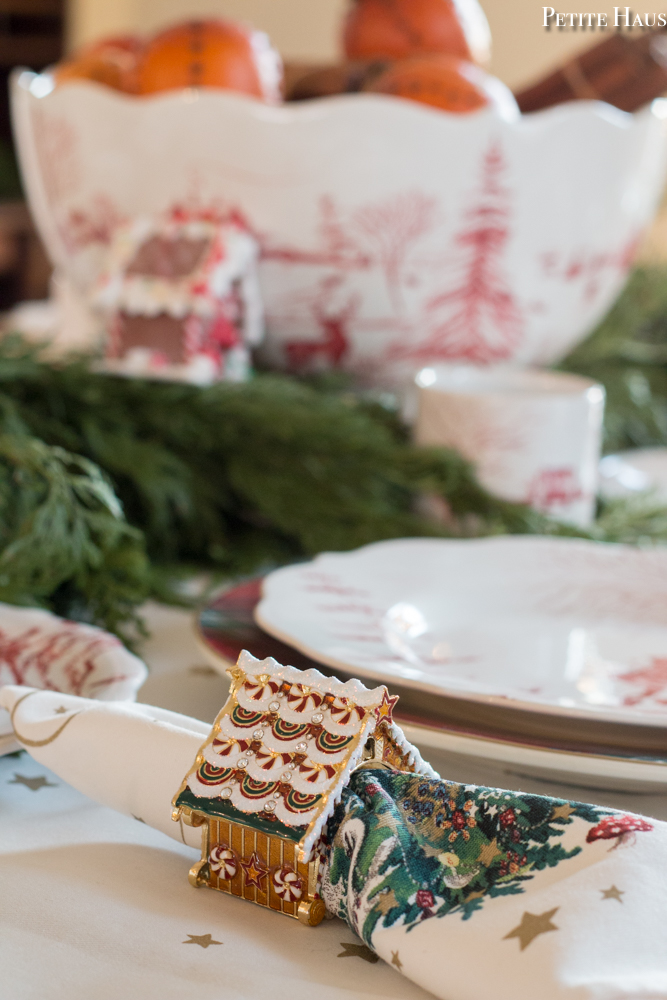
11, 72, 667, 387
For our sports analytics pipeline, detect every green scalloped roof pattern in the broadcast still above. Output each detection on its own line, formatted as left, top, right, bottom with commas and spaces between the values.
175, 786, 310, 843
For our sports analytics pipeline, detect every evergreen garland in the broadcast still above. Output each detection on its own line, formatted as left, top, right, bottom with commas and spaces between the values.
1, 265, 667, 636
0, 336, 549, 575
0, 413, 150, 640
562, 266, 667, 450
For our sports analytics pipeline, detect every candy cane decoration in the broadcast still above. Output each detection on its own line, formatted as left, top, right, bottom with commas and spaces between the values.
272, 866, 303, 902
209, 845, 238, 880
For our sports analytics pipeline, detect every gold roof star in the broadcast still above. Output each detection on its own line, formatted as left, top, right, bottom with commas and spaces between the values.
183, 933, 222, 948
375, 888, 398, 915
551, 803, 575, 821
477, 838, 503, 867
504, 908, 559, 951
391, 950, 403, 971
601, 885, 624, 903
374, 691, 399, 724
337, 942, 379, 963
9, 773, 57, 791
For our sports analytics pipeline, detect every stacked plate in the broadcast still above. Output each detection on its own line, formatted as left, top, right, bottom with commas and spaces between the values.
197, 536, 667, 792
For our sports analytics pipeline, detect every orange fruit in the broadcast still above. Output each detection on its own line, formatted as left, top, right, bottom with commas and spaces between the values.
137, 19, 281, 101
364, 55, 518, 118
344, 0, 490, 65
54, 35, 144, 93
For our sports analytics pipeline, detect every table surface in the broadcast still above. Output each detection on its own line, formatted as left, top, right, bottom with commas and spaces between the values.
3, 601, 666, 1000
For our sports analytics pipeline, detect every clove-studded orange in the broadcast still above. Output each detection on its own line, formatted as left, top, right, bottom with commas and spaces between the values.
364, 54, 518, 118
137, 19, 280, 100
343, 0, 491, 65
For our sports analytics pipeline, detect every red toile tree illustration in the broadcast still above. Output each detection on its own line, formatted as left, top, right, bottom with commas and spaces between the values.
352, 190, 438, 311
262, 195, 372, 271
389, 143, 524, 365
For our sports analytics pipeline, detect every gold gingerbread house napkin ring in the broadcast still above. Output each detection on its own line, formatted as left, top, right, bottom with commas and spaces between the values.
172, 651, 437, 926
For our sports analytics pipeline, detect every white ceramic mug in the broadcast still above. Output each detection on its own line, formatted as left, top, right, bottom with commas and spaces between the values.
414, 365, 605, 528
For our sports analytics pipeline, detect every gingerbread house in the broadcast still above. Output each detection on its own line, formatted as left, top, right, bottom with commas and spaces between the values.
95, 214, 263, 384
171, 650, 436, 926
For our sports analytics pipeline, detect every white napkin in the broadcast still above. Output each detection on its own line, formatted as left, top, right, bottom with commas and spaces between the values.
0, 604, 147, 754
3, 683, 666, 1000
0, 684, 206, 848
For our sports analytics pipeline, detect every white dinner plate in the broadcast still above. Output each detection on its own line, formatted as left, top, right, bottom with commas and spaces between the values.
256, 537, 667, 728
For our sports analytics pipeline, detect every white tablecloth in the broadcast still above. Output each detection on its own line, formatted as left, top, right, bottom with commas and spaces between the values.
2, 602, 666, 1000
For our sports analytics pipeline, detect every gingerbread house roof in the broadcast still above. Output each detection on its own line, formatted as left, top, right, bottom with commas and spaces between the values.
173, 650, 436, 861
95, 215, 262, 341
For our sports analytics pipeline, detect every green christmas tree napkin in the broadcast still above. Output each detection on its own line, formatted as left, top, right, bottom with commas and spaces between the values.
322, 768, 661, 998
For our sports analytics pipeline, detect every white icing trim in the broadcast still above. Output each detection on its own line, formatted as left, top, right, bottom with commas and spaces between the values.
238, 650, 388, 707
238, 650, 392, 861
299, 709, 378, 861
387, 720, 440, 780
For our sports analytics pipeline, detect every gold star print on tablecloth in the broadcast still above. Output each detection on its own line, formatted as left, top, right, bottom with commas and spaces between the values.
8, 773, 57, 791
54, 706, 69, 715
503, 908, 559, 951
601, 885, 625, 903
337, 942, 379, 963
183, 934, 222, 948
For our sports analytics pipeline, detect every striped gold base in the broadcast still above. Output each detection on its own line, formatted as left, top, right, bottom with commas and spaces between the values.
186, 814, 324, 926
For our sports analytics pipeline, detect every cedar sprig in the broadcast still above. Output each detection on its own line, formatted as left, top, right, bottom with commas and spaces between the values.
0, 411, 150, 641
0, 267, 667, 641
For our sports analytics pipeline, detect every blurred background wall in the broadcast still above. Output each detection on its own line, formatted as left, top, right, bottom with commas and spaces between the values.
67, 0, 593, 90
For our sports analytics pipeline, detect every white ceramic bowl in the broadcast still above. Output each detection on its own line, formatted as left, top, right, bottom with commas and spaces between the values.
12, 71, 667, 387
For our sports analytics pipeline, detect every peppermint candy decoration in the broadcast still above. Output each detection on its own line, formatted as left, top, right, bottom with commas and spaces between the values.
329, 697, 365, 726
272, 866, 303, 902
209, 845, 238, 880
287, 684, 323, 713
244, 676, 280, 701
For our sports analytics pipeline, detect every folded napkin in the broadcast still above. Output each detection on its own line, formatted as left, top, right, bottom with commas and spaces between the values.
0, 684, 206, 848
322, 768, 666, 1000
0, 604, 147, 754
2, 682, 665, 1000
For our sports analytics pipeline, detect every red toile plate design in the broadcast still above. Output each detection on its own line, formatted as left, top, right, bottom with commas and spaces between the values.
197, 576, 667, 792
